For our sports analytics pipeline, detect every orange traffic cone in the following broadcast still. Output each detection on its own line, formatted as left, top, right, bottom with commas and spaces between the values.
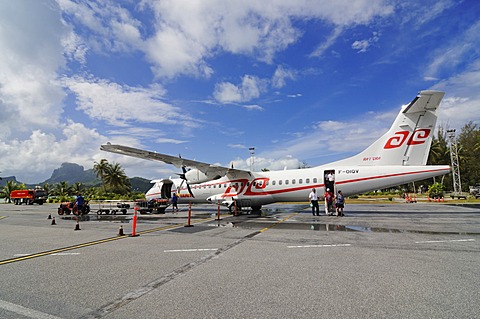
51, 217, 56, 225
74, 221, 81, 231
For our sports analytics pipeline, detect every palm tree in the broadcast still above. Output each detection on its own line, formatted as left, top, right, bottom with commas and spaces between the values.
103, 162, 130, 194
53, 181, 73, 202
72, 182, 85, 195
1, 180, 21, 203
42, 183, 51, 196
94, 159, 109, 192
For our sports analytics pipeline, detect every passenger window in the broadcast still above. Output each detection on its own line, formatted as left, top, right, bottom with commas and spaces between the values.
285, 180, 289, 185
272, 181, 276, 185
279, 180, 283, 185
306, 178, 310, 183
292, 179, 296, 184
299, 179, 303, 184
313, 178, 317, 183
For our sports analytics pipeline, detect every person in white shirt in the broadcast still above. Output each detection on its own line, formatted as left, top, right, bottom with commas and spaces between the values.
308, 188, 320, 216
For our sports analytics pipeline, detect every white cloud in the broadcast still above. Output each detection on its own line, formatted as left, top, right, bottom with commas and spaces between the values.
425, 20, 480, 79
57, 0, 143, 53
432, 59, 480, 129
139, 0, 394, 77
351, 32, 380, 53
0, 121, 105, 183
243, 104, 264, 111
264, 107, 399, 164
228, 144, 247, 149
213, 75, 266, 104
272, 65, 297, 89
63, 76, 200, 127
0, 0, 67, 138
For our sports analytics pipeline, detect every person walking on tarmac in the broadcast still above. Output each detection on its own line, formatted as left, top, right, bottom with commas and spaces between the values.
335, 190, 345, 216
309, 188, 320, 216
324, 188, 334, 215
171, 192, 179, 213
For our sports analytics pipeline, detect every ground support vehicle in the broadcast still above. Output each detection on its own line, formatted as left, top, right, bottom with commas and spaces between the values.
94, 201, 131, 215
135, 199, 170, 214
446, 192, 469, 199
10, 188, 47, 205
469, 185, 480, 199
57, 201, 91, 215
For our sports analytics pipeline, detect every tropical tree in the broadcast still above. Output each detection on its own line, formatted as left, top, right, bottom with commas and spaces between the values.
72, 182, 85, 195
42, 183, 51, 196
1, 180, 22, 203
458, 122, 480, 189
94, 159, 109, 192
53, 181, 73, 201
427, 126, 450, 165
103, 162, 130, 194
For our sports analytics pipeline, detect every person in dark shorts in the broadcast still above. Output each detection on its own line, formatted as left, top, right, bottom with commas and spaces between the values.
335, 190, 345, 216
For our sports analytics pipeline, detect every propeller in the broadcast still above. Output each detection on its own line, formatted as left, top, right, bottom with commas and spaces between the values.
178, 166, 195, 198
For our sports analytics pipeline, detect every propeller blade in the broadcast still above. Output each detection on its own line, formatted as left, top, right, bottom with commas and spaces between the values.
186, 183, 195, 198
178, 166, 194, 198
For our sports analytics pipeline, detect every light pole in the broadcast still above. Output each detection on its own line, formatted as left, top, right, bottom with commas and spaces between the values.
249, 147, 255, 171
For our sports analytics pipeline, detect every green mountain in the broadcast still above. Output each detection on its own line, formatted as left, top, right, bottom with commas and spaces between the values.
1, 163, 153, 193
44, 163, 99, 185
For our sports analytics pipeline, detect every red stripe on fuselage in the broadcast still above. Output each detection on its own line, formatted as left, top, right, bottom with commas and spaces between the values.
152, 167, 449, 198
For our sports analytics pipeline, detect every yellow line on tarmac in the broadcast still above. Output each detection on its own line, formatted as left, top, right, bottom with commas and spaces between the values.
259, 212, 300, 233
0, 216, 7, 220
0, 217, 216, 266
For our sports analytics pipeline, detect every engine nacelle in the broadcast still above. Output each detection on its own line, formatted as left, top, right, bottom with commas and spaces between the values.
185, 169, 221, 184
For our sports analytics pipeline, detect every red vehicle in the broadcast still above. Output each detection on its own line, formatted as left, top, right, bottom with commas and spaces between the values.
10, 188, 47, 205
57, 201, 90, 215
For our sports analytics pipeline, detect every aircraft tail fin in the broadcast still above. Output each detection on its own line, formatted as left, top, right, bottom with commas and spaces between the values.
332, 90, 445, 166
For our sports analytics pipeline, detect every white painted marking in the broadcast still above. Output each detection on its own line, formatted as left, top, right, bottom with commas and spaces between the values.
13, 254, 31, 257
50, 253, 80, 256
415, 239, 475, 244
0, 299, 63, 319
164, 248, 218, 253
287, 244, 352, 248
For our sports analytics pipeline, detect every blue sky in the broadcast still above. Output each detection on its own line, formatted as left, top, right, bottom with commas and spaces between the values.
1, 0, 479, 184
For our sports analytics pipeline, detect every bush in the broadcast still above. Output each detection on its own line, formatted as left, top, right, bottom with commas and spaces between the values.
428, 183, 445, 198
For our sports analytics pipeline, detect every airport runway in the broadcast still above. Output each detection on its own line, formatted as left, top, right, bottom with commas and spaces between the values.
0, 202, 479, 319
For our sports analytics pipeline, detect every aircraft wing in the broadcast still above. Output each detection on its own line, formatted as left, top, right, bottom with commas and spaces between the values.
100, 143, 251, 179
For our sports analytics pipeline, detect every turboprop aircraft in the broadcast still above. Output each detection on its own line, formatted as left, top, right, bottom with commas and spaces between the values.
101, 90, 451, 212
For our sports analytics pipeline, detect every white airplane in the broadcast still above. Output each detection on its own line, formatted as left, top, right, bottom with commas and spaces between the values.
101, 90, 451, 212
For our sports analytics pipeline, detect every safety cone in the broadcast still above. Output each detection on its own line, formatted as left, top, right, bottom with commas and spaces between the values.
74, 221, 81, 231
51, 217, 56, 225
118, 225, 124, 236
47, 214, 52, 220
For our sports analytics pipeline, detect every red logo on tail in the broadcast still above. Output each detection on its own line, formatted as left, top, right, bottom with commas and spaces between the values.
384, 129, 431, 149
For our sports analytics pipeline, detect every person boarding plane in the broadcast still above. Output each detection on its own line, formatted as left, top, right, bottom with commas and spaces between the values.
101, 90, 451, 213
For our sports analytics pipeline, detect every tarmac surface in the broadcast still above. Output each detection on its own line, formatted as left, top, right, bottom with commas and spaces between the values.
0, 202, 479, 319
